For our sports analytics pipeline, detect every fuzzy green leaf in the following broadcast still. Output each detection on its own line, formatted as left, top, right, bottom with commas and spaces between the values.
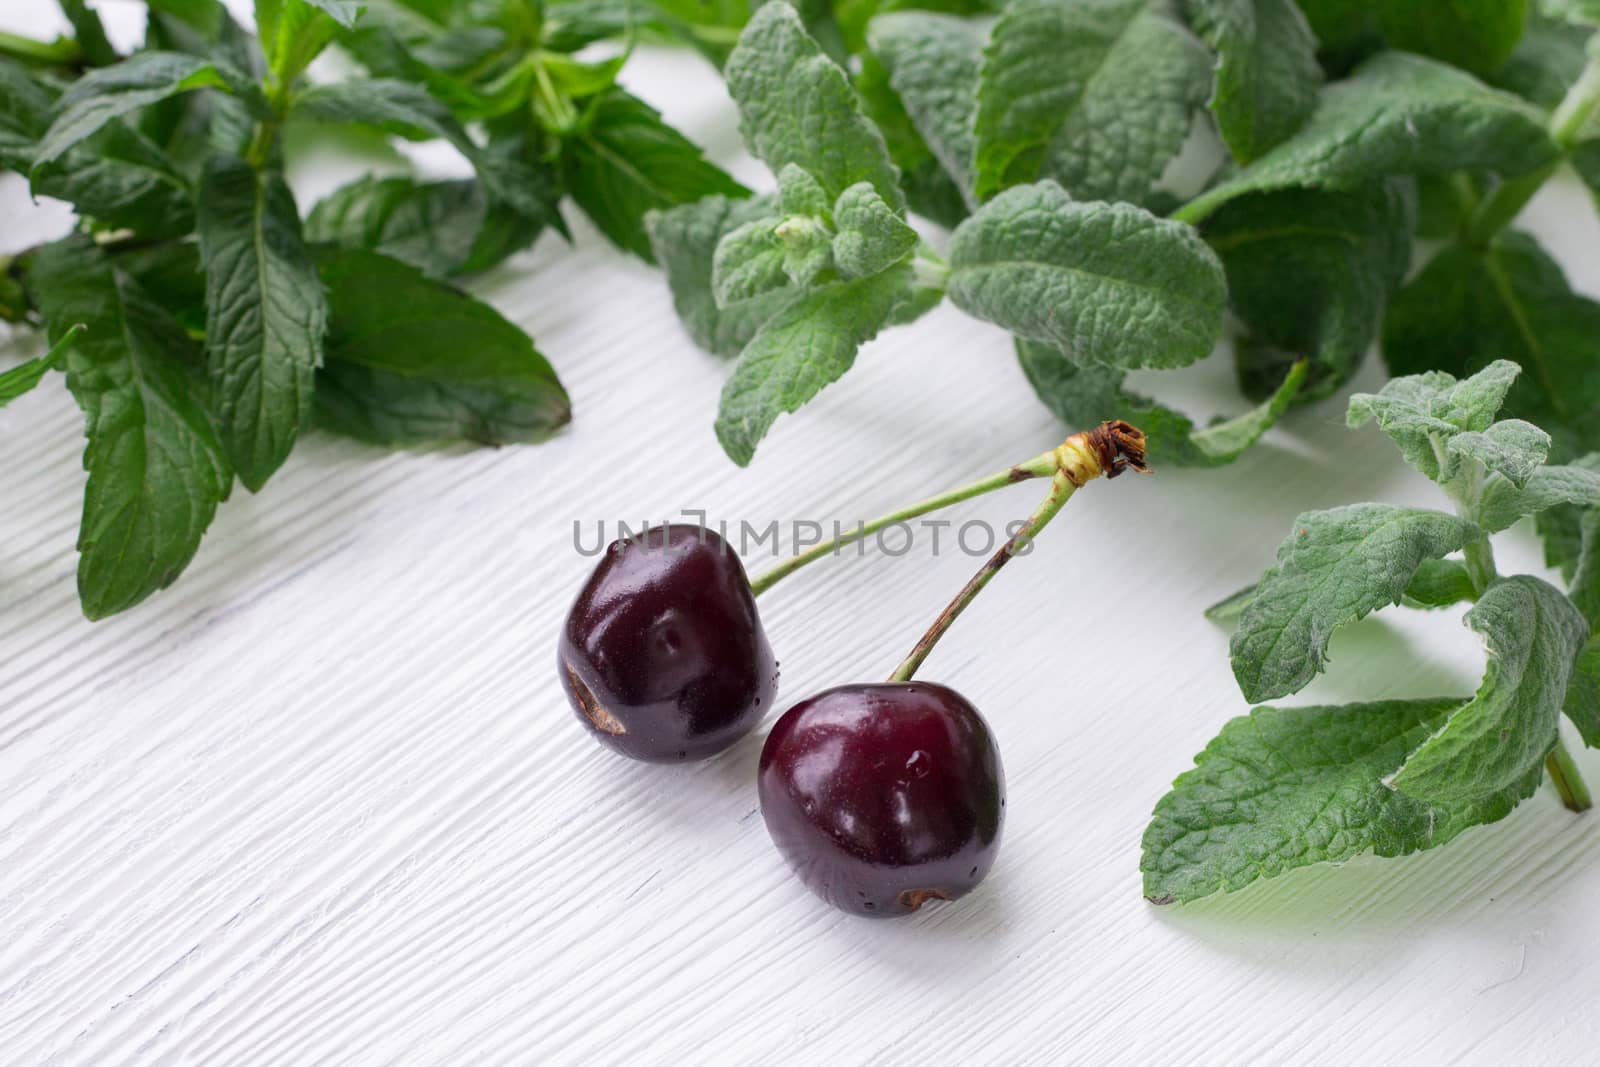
315, 248, 570, 445
1182, 0, 1321, 163
563, 88, 748, 262
1017, 339, 1304, 468
1178, 52, 1557, 223
197, 155, 326, 492
1204, 181, 1410, 404
777, 164, 832, 218
715, 265, 940, 465
1442, 419, 1551, 488
866, 12, 984, 204
647, 194, 796, 358
948, 182, 1226, 370
1141, 697, 1539, 904
974, 0, 1211, 205
711, 216, 789, 307
1347, 360, 1523, 483
1382, 234, 1600, 464
1402, 559, 1480, 609
1565, 637, 1600, 747
1480, 463, 1600, 534
1392, 576, 1587, 804
30, 236, 232, 620
725, 2, 903, 209
831, 181, 919, 278
1232, 504, 1479, 702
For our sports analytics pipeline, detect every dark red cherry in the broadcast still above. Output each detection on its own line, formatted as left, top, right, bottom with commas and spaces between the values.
757, 681, 1005, 917
559, 525, 778, 761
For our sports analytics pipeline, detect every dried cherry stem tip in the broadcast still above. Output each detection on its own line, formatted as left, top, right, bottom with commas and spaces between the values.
888, 422, 1148, 683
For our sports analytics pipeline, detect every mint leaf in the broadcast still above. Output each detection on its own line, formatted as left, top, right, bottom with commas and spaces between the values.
726, 2, 903, 209
0, 60, 195, 236
1442, 419, 1551, 488
1392, 576, 1587, 804
563, 88, 748, 262
1178, 52, 1557, 223
1204, 182, 1410, 404
316, 248, 569, 444
0, 325, 83, 408
30, 236, 232, 620
1206, 556, 1479, 622
1182, 0, 1321, 163
197, 155, 326, 491
1232, 504, 1479, 702
778, 164, 831, 218
1565, 637, 1600, 747
948, 183, 1226, 370
866, 12, 984, 205
60, 0, 119, 67
974, 0, 1210, 205
1481, 462, 1600, 533
1382, 234, 1600, 463
305, 175, 542, 279
1346, 359, 1522, 483
715, 265, 939, 465
831, 181, 919, 278
647, 194, 795, 358
1017, 339, 1304, 468
854, 51, 970, 229
712, 216, 789, 306
1402, 559, 1479, 609
290, 80, 554, 224
1377, 1, 1528, 75
33, 52, 260, 169
1141, 697, 1539, 904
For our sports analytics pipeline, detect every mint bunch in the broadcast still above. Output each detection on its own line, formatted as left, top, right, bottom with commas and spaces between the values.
1142, 360, 1600, 904
0, 0, 742, 618
650, 0, 1600, 476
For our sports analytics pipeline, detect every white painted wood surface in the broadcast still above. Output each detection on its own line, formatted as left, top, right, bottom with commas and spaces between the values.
4, 4, 1600, 1063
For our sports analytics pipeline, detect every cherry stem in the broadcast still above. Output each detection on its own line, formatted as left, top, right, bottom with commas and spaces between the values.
1547, 738, 1592, 814
888, 422, 1149, 683
746, 448, 1062, 597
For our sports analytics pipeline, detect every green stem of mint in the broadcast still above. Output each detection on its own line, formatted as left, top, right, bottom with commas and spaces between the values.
887, 466, 1081, 683
747, 448, 1061, 597
1461, 536, 1498, 596
1465, 53, 1600, 246
1546, 738, 1592, 813
0, 29, 82, 67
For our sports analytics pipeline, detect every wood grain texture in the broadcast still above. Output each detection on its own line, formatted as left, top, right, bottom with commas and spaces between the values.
4, 5, 1600, 1064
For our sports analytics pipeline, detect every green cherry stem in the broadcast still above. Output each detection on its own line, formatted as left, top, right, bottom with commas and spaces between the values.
888, 422, 1149, 683
1547, 738, 1592, 814
746, 449, 1064, 597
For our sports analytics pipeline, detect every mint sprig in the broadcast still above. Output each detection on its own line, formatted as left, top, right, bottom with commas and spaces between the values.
1146, 360, 1600, 904
1, 0, 743, 616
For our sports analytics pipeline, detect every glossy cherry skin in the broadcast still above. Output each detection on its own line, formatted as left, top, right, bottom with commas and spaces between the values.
559, 525, 778, 762
758, 682, 1005, 917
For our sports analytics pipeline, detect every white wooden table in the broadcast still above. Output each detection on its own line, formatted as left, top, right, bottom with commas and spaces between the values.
5, 4, 1600, 1063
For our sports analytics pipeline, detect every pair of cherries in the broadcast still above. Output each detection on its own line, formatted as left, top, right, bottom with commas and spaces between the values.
557, 421, 1148, 918
558, 524, 1002, 917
